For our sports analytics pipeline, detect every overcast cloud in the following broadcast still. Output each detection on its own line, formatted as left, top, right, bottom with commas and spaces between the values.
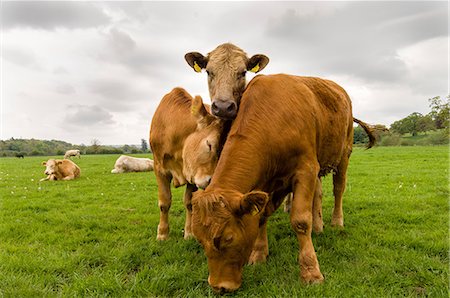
1, 1, 448, 145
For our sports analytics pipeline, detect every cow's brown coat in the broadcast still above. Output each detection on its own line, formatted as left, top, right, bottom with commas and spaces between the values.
149, 88, 225, 240
192, 74, 365, 293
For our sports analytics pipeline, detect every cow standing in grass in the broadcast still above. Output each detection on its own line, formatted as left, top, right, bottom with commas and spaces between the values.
185, 43, 374, 234
40, 159, 80, 181
191, 74, 374, 293
149, 88, 228, 240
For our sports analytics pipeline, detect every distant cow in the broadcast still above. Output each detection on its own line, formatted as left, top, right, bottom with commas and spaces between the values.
191, 74, 375, 293
15, 153, 24, 158
185, 43, 269, 119
149, 87, 227, 240
111, 155, 154, 174
64, 149, 80, 159
40, 159, 80, 181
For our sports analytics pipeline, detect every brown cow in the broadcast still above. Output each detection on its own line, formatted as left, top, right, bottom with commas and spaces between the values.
149, 88, 226, 240
185, 43, 269, 119
191, 74, 373, 293
40, 159, 80, 181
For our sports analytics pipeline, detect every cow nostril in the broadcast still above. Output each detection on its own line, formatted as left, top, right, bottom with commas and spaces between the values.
226, 102, 236, 112
211, 102, 219, 113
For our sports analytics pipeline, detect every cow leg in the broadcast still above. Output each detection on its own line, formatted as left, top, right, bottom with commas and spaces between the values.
249, 190, 288, 264
155, 170, 172, 241
291, 161, 324, 284
183, 183, 197, 240
312, 177, 323, 234
331, 155, 350, 227
62, 175, 74, 180
248, 220, 268, 264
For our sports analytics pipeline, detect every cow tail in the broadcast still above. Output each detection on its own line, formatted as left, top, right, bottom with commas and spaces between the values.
353, 117, 376, 149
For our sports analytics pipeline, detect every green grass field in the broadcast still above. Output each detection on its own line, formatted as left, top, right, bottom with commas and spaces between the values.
0, 146, 448, 297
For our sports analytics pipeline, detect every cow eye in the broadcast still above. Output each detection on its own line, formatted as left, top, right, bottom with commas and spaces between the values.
206, 70, 214, 78
213, 236, 221, 250
206, 140, 212, 152
238, 71, 246, 78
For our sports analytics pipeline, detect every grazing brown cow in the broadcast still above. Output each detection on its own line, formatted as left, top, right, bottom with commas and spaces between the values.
185, 43, 269, 119
149, 88, 227, 240
191, 74, 373, 293
40, 159, 80, 181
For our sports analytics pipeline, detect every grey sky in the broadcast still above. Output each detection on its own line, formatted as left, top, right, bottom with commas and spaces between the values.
1, 1, 448, 145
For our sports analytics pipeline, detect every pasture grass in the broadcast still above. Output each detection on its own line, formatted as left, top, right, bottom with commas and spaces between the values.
0, 147, 448, 297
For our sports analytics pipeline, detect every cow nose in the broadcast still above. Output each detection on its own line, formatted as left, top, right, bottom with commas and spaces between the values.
211, 100, 237, 119
210, 279, 240, 294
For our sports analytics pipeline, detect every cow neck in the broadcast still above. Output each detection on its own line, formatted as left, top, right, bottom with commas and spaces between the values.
208, 133, 267, 194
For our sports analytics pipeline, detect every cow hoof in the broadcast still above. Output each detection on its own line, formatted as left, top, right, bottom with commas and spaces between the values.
331, 217, 344, 228
313, 224, 324, 234
301, 269, 324, 284
183, 232, 194, 240
248, 251, 267, 265
156, 233, 169, 241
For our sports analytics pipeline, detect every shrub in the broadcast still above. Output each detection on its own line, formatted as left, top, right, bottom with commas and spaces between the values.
380, 134, 401, 146
429, 130, 449, 145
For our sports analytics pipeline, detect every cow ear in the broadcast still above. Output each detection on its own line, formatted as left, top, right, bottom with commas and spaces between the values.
185, 52, 208, 73
42, 161, 47, 166
192, 96, 213, 129
239, 191, 269, 216
247, 54, 269, 73
191, 96, 208, 119
56, 160, 63, 165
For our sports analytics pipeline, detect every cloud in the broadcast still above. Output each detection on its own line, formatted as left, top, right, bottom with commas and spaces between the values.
264, 2, 447, 84
55, 84, 76, 95
2, 2, 110, 30
2, 46, 42, 70
64, 104, 115, 126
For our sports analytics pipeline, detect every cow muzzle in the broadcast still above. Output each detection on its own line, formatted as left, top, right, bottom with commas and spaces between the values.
208, 276, 241, 294
211, 100, 237, 119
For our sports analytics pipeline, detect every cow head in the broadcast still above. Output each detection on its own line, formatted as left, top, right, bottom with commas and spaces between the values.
185, 43, 269, 120
191, 189, 269, 293
183, 96, 223, 189
42, 159, 61, 175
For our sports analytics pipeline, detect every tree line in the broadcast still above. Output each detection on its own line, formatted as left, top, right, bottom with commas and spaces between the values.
0, 138, 151, 157
354, 95, 449, 146
1, 96, 448, 157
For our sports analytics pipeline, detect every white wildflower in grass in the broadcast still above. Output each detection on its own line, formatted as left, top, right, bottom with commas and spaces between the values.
31, 179, 34, 182
11, 191, 14, 194
38, 187, 42, 191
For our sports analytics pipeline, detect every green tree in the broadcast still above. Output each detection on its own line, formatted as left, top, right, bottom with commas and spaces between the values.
391, 112, 430, 136
141, 139, 148, 153
429, 95, 449, 129
353, 126, 368, 144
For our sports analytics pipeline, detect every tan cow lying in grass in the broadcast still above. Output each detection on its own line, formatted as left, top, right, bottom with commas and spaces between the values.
40, 159, 80, 181
149, 87, 228, 240
111, 155, 154, 173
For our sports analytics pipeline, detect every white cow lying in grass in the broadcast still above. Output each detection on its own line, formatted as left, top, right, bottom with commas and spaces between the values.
40, 159, 81, 181
64, 149, 81, 159
111, 155, 154, 174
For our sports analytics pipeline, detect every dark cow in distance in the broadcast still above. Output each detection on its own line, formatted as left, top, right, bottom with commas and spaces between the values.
149, 88, 227, 240
191, 74, 375, 293
185, 43, 269, 119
